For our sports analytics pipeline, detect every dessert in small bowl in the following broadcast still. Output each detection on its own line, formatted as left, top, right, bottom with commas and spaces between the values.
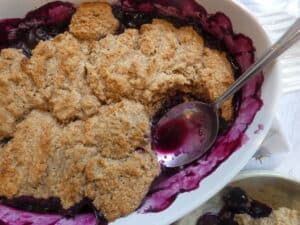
0, 0, 280, 225
176, 171, 300, 225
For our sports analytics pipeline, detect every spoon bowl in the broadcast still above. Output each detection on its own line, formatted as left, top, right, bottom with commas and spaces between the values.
153, 101, 219, 167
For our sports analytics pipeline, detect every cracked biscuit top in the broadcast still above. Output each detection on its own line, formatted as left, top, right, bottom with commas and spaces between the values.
0, 2, 234, 222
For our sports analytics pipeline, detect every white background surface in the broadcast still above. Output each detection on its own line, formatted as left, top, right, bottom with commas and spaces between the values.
237, 0, 300, 179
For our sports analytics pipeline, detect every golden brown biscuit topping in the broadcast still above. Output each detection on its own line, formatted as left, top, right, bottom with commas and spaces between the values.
0, 2, 235, 221
70, 2, 120, 40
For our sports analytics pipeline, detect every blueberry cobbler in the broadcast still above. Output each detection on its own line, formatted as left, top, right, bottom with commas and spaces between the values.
0, 0, 263, 224
197, 187, 300, 225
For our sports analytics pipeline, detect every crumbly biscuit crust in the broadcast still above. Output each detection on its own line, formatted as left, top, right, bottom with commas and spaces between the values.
70, 2, 120, 40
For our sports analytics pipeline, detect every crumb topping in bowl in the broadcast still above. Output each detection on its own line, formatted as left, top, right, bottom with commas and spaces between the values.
197, 187, 300, 225
235, 207, 300, 225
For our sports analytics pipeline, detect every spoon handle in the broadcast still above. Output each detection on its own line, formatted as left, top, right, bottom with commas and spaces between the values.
214, 18, 300, 108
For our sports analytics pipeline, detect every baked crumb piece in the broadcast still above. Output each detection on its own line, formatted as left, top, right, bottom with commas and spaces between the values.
58, 100, 159, 220
0, 110, 59, 197
60, 100, 151, 160
0, 101, 159, 221
0, 49, 44, 139
86, 147, 159, 221
83, 100, 150, 159
196, 47, 234, 120
86, 28, 142, 104
69, 2, 120, 40
235, 207, 300, 225
22, 33, 101, 122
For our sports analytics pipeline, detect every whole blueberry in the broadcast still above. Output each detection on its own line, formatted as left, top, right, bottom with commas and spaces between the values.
249, 200, 272, 218
223, 187, 249, 212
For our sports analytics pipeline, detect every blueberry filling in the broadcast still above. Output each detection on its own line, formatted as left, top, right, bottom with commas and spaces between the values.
0, 1, 75, 56
0, 197, 105, 225
0, 196, 62, 214
0, 196, 105, 218
223, 187, 250, 213
112, 6, 155, 31
196, 187, 272, 225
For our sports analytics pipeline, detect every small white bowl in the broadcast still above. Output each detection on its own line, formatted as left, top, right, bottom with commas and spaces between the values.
0, 1, 281, 225
176, 171, 300, 225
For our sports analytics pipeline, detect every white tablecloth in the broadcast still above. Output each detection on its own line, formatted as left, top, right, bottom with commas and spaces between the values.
275, 92, 300, 179
237, 0, 300, 179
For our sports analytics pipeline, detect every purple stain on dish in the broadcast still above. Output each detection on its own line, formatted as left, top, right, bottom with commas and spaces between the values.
0, 197, 107, 225
55, 214, 99, 225
0, 205, 98, 225
254, 124, 264, 134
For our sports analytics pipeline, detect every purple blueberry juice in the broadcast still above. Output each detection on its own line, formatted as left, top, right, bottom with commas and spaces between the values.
0, 1, 75, 56
154, 116, 189, 153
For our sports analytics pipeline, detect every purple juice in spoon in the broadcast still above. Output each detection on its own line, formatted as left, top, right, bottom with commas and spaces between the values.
153, 101, 218, 167
154, 117, 188, 153
154, 104, 211, 155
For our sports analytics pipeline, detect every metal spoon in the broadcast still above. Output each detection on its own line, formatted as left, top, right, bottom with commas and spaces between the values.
153, 18, 300, 168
